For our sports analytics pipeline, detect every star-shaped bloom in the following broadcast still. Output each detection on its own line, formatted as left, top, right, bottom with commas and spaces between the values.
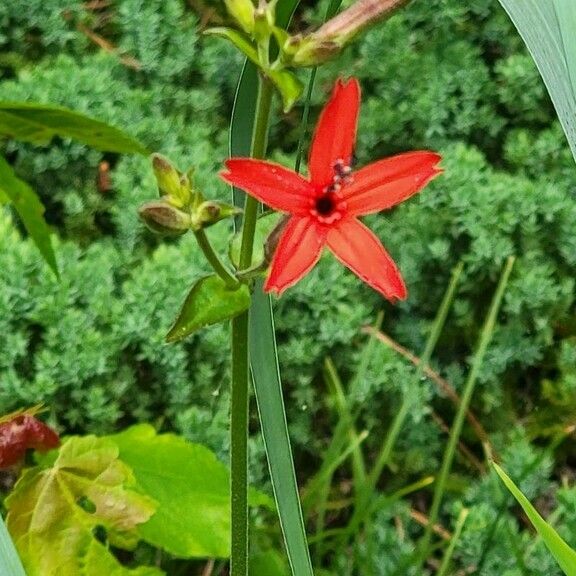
221, 78, 442, 301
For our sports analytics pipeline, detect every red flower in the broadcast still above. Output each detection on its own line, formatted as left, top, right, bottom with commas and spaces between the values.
222, 78, 442, 301
0, 412, 60, 469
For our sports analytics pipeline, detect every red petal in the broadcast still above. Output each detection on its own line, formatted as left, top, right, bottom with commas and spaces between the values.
265, 216, 327, 295
343, 152, 442, 216
326, 218, 407, 301
221, 159, 312, 214
308, 78, 360, 188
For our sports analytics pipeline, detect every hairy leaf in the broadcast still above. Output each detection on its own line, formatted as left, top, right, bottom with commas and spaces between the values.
166, 274, 251, 342
6, 436, 159, 576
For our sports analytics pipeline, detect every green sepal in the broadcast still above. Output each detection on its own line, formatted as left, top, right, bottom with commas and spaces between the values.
151, 154, 190, 208
166, 275, 251, 342
267, 67, 303, 112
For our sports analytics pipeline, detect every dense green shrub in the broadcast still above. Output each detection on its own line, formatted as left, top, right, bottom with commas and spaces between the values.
2, 0, 576, 573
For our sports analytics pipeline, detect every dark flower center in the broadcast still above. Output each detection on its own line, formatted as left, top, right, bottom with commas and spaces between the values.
315, 193, 336, 216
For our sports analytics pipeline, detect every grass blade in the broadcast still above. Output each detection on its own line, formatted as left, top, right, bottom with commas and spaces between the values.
0, 516, 26, 576
493, 462, 576, 576
249, 289, 314, 576
497, 0, 576, 162
436, 508, 469, 576
415, 256, 515, 569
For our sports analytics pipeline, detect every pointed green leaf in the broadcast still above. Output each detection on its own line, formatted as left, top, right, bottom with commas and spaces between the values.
206, 27, 260, 64
0, 155, 57, 275
166, 275, 251, 342
497, 0, 576, 163
0, 102, 147, 154
6, 436, 160, 576
493, 463, 576, 576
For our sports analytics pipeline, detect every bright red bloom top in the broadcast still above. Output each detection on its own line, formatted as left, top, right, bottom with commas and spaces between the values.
222, 78, 442, 301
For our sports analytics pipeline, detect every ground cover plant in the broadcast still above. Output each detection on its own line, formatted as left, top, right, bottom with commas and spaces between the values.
1, 0, 576, 575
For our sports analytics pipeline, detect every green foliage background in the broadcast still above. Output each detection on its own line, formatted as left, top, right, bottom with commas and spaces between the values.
1, 0, 576, 574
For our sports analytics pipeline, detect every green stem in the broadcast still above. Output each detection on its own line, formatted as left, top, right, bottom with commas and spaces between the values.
194, 228, 239, 288
230, 74, 274, 576
239, 77, 274, 269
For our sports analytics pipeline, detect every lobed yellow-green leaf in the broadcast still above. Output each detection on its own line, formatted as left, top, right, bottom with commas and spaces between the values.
5, 436, 160, 576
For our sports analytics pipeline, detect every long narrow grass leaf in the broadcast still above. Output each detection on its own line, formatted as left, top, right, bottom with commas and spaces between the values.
437, 508, 469, 576
0, 515, 27, 576
497, 0, 576, 162
367, 261, 464, 491
343, 262, 463, 541
249, 289, 314, 576
493, 463, 576, 576
555, 0, 576, 97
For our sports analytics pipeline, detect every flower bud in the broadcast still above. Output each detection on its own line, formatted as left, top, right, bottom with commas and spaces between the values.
224, 0, 255, 34
253, 0, 276, 44
193, 200, 242, 230
138, 201, 191, 236
151, 154, 190, 208
287, 0, 410, 66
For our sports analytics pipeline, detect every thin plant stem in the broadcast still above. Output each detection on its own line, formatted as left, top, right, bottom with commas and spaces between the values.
294, 0, 342, 175
414, 256, 515, 571
239, 77, 273, 269
295, 67, 317, 174
229, 74, 274, 576
193, 228, 239, 288
436, 508, 469, 576
367, 262, 464, 490
341, 262, 463, 540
